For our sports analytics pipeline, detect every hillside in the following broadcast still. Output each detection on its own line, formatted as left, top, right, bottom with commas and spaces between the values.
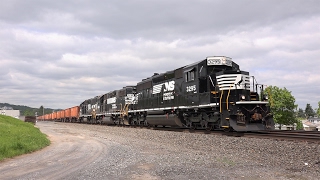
0, 114, 50, 161
0, 103, 59, 116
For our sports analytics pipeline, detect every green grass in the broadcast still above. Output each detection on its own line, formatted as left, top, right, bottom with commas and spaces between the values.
0, 115, 50, 161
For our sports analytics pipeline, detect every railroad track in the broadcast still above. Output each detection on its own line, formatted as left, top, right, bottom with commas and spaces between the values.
60, 122, 320, 143
149, 126, 320, 143
244, 130, 320, 143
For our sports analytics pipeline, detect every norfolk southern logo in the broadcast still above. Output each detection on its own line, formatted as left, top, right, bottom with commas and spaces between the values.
153, 81, 175, 101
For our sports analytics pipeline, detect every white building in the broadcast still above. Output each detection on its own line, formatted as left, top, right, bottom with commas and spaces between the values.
302, 117, 320, 131
0, 107, 20, 119
274, 124, 296, 130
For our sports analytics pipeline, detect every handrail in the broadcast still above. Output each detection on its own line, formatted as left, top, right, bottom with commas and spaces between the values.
120, 103, 130, 118
226, 85, 232, 110
220, 90, 224, 113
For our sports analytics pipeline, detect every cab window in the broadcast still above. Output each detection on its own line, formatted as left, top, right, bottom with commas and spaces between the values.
185, 70, 195, 82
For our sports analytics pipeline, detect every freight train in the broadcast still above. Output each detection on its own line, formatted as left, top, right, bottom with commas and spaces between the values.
38, 56, 275, 131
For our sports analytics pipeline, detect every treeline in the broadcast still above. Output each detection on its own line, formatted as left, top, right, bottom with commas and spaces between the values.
0, 103, 60, 116
265, 86, 320, 130
296, 103, 319, 119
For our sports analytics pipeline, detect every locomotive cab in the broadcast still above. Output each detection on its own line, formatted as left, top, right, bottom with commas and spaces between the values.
101, 86, 137, 125
176, 56, 274, 131
79, 96, 102, 124
207, 56, 274, 131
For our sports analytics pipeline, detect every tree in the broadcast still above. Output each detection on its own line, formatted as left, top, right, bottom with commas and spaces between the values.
265, 86, 297, 128
296, 108, 305, 119
296, 120, 304, 130
23, 109, 34, 116
317, 101, 320, 117
305, 103, 315, 118
39, 106, 44, 116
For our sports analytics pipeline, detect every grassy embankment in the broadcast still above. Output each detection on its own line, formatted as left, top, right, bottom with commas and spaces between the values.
0, 115, 50, 161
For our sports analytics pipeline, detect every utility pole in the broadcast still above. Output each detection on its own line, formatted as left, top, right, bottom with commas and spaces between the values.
43, 105, 44, 121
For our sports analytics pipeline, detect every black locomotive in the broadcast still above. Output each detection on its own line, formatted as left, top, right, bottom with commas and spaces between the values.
78, 56, 274, 131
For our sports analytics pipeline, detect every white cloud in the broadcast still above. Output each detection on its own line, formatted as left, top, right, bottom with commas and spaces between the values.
0, 0, 320, 110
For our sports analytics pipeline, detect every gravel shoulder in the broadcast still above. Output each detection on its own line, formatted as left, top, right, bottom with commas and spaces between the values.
0, 121, 319, 180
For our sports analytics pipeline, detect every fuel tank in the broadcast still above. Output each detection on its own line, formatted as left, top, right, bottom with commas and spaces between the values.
81, 117, 88, 123
146, 113, 184, 127
101, 115, 115, 125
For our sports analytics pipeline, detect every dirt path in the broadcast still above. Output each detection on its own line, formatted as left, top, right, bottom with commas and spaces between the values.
0, 121, 108, 179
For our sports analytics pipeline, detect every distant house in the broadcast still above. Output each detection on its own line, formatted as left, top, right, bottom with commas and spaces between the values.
0, 106, 20, 119
308, 116, 320, 123
1, 109, 20, 119
274, 124, 296, 130
302, 117, 320, 131
274, 117, 320, 131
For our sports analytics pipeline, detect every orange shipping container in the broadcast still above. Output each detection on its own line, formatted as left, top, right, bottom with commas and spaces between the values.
60, 110, 65, 119
50, 113, 54, 121
65, 108, 71, 119
52, 111, 57, 120
57, 111, 61, 119
57, 110, 64, 120
70, 106, 80, 119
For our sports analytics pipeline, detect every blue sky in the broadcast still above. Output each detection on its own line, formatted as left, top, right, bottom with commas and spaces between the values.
0, 0, 319, 110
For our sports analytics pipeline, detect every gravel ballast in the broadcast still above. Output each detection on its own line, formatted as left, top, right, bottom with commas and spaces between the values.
1, 121, 319, 180
62, 122, 320, 180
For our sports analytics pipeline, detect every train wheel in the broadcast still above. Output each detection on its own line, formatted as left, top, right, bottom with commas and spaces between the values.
189, 122, 196, 130
133, 121, 137, 128
223, 127, 233, 132
144, 121, 150, 128
186, 120, 195, 130
200, 120, 209, 130
205, 125, 213, 131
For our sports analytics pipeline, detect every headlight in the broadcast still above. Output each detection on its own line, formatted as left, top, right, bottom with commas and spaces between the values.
263, 95, 268, 101
240, 95, 246, 100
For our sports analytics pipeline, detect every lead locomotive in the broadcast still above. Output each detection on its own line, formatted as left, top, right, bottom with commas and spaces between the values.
78, 56, 274, 131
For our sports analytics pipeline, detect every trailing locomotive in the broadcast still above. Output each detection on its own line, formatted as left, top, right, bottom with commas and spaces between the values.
41, 56, 274, 131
